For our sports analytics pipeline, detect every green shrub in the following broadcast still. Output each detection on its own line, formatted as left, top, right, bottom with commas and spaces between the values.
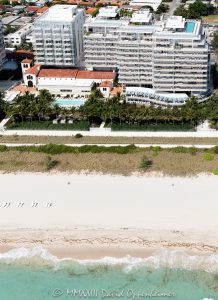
8, 121, 90, 131
170, 146, 198, 154
111, 123, 194, 132
140, 155, 153, 171
44, 156, 59, 171
75, 133, 83, 138
203, 153, 214, 161
150, 146, 161, 157
0, 145, 7, 152
212, 146, 218, 154
212, 168, 218, 175
12, 144, 137, 155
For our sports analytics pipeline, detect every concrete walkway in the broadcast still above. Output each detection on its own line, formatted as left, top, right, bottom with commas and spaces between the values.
0, 143, 217, 149
2, 129, 218, 138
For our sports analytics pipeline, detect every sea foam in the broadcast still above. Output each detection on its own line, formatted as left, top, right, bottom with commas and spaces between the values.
0, 246, 217, 274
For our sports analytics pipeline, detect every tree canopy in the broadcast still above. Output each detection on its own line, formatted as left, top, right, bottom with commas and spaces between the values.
2, 89, 218, 130
212, 31, 218, 52
174, 0, 210, 18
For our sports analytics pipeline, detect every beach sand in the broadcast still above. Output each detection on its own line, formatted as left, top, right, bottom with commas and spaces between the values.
0, 172, 218, 258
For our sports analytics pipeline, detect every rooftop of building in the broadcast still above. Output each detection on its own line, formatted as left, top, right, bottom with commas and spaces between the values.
39, 68, 78, 78
99, 80, 113, 87
129, 0, 162, 10
86, 7, 97, 14
165, 16, 185, 30
5, 23, 32, 37
35, 5, 80, 22
22, 58, 33, 63
76, 70, 116, 80
25, 66, 117, 80
130, 10, 152, 24
36, 6, 49, 14
110, 85, 123, 96
97, 6, 119, 19
11, 85, 37, 93
85, 13, 201, 36
25, 6, 39, 12
24, 64, 41, 76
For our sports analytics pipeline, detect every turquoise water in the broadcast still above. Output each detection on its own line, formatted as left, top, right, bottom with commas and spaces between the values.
185, 22, 195, 33
0, 248, 217, 300
54, 99, 86, 107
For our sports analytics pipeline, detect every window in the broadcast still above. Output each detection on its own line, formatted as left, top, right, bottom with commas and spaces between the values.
103, 87, 107, 91
27, 75, 33, 80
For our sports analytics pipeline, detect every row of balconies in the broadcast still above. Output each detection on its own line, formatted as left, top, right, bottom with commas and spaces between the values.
153, 60, 208, 65
153, 58, 208, 63
153, 53, 208, 57
153, 77, 208, 82
153, 82, 207, 87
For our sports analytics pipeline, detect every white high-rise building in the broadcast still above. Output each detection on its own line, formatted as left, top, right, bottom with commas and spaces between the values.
33, 5, 85, 67
0, 18, 6, 71
84, 11, 210, 97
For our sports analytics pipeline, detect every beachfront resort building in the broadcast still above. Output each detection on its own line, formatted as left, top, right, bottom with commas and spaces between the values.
0, 18, 6, 71
33, 5, 85, 67
21, 62, 116, 96
84, 12, 210, 99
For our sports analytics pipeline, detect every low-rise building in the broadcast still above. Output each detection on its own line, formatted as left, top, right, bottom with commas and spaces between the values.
4, 24, 32, 46
2, 15, 20, 25
129, 0, 162, 11
22, 63, 116, 96
12, 5, 26, 14
98, 80, 113, 97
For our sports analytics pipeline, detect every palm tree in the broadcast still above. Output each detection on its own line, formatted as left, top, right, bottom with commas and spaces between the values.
0, 93, 6, 120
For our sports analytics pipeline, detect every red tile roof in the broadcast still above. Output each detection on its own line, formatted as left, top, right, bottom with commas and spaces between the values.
86, 7, 97, 14
77, 70, 116, 80
37, 68, 116, 80
39, 69, 78, 78
100, 80, 112, 87
37, 6, 49, 13
22, 58, 33, 63
25, 65, 41, 76
66, 0, 77, 4
26, 6, 38, 12
79, 1, 93, 5
110, 86, 123, 95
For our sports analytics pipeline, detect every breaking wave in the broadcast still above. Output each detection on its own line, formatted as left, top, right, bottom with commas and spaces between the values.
0, 247, 217, 274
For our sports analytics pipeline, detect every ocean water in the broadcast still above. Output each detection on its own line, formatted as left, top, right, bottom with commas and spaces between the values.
0, 247, 217, 300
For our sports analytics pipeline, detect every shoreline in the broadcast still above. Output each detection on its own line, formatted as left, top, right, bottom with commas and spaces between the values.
0, 227, 218, 259
0, 172, 218, 261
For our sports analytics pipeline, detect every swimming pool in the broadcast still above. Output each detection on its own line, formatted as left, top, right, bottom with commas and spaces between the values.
185, 21, 195, 33
54, 99, 86, 107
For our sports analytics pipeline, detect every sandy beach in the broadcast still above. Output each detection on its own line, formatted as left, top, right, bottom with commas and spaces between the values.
0, 172, 218, 258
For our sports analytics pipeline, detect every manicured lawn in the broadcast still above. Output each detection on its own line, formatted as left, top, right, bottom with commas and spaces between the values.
7, 121, 90, 131
111, 123, 195, 131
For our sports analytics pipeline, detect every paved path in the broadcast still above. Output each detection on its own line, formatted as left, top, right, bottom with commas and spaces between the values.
0, 143, 217, 149
2, 129, 218, 137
